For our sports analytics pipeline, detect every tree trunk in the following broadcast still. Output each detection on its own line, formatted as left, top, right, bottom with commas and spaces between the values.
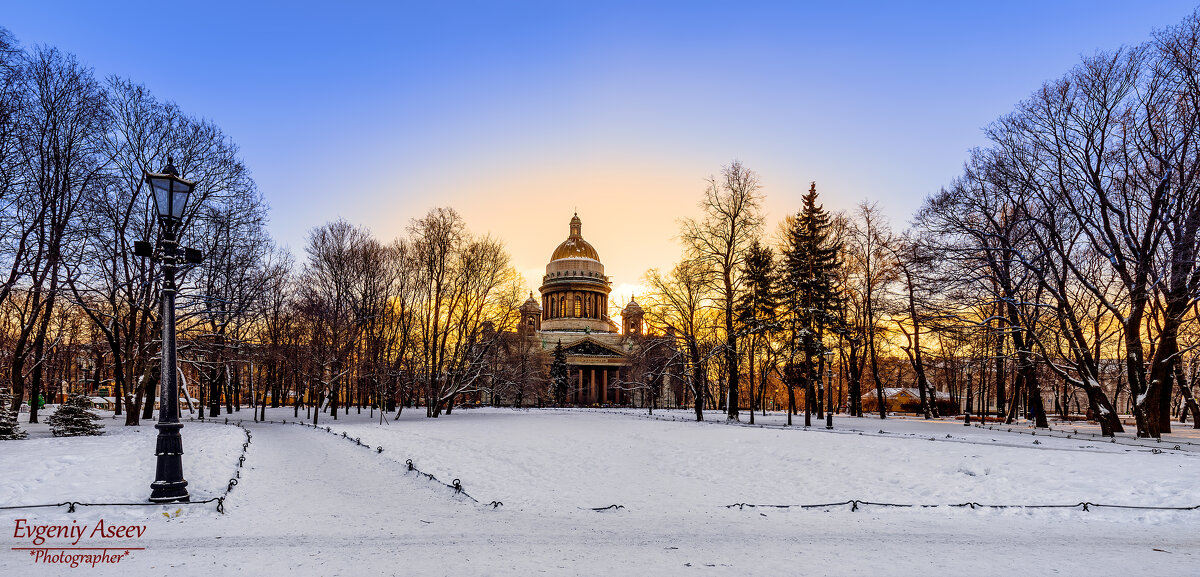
846, 340, 862, 417
28, 317, 56, 425
1176, 360, 1199, 429
994, 303, 1006, 418
141, 361, 159, 421
208, 359, 222, 418
1019, 354, 1048, 428
724, 274, 740, 421
226, 364, 236, 414
747, 345, 756, 425
803, 343, 814, 427
786, 384, 795, 426
870, 333, 886, 420
688, 339, 705, 422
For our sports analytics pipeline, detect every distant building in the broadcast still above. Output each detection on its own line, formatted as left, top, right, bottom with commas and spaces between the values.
512, 214, 677, 406
862, 387, 958, 415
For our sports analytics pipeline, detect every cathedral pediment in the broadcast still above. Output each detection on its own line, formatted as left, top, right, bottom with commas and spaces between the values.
563, 338, 624, 357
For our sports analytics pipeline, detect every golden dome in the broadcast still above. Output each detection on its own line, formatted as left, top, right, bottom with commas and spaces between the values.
550, 214, 600, 261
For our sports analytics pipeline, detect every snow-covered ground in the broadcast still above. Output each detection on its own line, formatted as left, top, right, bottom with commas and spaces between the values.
1, 416, 245, 507
2, 407, 1196, 576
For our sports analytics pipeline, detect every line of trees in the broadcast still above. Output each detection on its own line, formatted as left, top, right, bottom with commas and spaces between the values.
639, 12, 1200, 438
0, 30, 538, 428
285, 210, 524, 423
3, 11, 1198, 438
916, 13, 1200, 438
0, 29, 268, 427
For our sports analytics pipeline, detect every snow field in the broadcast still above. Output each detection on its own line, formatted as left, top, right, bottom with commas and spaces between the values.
311, 408, 1200, 514
1, 407, 1196, 576
0, 419, 246, 507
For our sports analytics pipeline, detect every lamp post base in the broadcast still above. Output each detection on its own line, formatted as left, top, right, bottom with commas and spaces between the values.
826, 414, 833, 429
149, 421, 189, 503
149, 481, 190, 503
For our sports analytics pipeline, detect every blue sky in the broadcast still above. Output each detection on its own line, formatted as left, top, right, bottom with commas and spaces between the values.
5, 1, 1198, 296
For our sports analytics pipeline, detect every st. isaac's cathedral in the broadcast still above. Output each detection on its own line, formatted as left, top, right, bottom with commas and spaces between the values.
511, 214, 678, 406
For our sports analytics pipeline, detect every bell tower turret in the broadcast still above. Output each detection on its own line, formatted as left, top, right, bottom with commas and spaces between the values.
622, 296, 644, 336
519, 292, 542, 336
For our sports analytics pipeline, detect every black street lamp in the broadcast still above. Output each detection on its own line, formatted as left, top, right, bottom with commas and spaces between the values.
145, 158, 197, 504
824, 349, 834, 429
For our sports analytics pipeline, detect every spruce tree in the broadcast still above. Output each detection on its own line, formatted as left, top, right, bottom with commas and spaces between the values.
781, 182, 844, 425
735, 241, 778, 424
0, 392, 27, 440
551, 341, 569, 406
736, 241, 779, 328
46, 394, 105, 437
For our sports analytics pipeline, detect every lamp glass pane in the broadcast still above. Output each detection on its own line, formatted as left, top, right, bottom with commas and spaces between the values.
148, 176, 173, 218
171, 188, 190, 219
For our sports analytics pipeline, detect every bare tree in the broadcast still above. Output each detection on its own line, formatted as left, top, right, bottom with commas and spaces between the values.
844, 202, 895, 419
408, 207, 520, 417
8, 47, 106, 423
297, 219, 378, 423
681, 160, 763, 420
887, 233, 936, 419
645, 259, 715, 421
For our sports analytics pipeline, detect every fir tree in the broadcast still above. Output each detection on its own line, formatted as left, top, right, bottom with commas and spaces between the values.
735, 241, 778, 424
0, 392, 27, 440
551, 341, 569, 406
736, 241, 779, 329
781, 182, 844, 425
47, 394, 105, 437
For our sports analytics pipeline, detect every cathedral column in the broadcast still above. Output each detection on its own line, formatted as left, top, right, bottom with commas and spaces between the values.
602, 369, 608, 404
578, 368, 584, 404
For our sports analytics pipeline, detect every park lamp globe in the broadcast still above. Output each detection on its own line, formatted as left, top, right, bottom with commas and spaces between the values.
145, 158, 196, 224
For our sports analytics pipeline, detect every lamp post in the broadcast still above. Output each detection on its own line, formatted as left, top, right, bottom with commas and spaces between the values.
824, 349, 834, 429
145, 158, 196, 504
963, 370, 973, 427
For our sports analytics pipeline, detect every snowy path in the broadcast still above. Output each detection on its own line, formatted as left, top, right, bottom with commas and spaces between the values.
4, 410, 1198, 576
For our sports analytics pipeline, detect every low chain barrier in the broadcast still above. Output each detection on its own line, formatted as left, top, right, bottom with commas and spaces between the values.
212, 420, 254, 513
184, 411, 1200, 516
1, 419, 253, 515
588, 504, 625, 511
725, 500, 1200, 512
264, 418, 506, 510
971, 423, 1197, 453
548, 407, 1200, 455
253, 417, 628, 512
